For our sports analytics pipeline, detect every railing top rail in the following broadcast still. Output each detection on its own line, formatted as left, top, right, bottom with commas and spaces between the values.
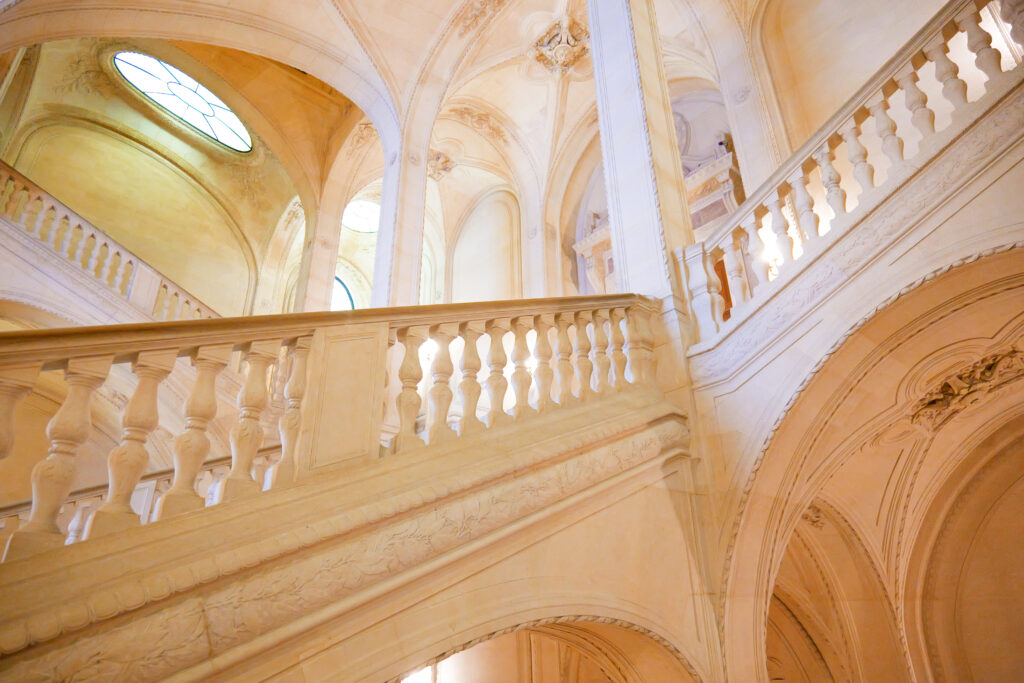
0, 159, 218, 316
0, 294, 650, 367
709, 0, 982, 234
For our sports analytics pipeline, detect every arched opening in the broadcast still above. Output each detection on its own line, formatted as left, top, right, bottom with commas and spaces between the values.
397, 619, 698, 683
450, 188, 521, 303
724, 246, 1024, 681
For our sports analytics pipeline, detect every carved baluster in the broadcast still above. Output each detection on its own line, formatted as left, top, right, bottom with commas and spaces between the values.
840, 120, 875, 194
957, 9, 1003, 82
74, 228, 92, 266
813, 145, 847, 220
37, 206, 55, 244
896, 67, 935, 138
211, 341, 278, 503
392, 326, 427, 453
0, 366, 39, 460
623, 305, 654, 387
117, 259, 134, 295
766, 194, 795, 265
426, 323, 458, 443
484, 319, 511, 427
925, 40, 968, 111
554, 313, 576, 405
265, 336, 312, 489
59, 220, 76, 257
591, 309, 612, 396
739, 212, 769, 293
683, 243, 724, 339
85, 350, 177, 537
87, 236, 103, 275
3, 356, 112, 561
1000, 0, 1024, 49
456, 322, 486, 435
153, 345, 231, 520
609, 308, 628, 390
868, 95, 906, 172
51, 215, 69, 252
574, 311, 595, 401
788, 167, 820, 248
22, 196, 42, 237
509, 317, 536, 419
532, 315, 555, 412
722, 232, 751, 305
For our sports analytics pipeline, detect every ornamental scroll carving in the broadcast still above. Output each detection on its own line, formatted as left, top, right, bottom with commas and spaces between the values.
910, 346, 1024, 431
532, 19, 589, 73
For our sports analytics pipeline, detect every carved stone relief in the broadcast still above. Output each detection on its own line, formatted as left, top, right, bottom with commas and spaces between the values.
532, 19, 589, 73
447, 105, 508, 144
910, 347, 1024, 432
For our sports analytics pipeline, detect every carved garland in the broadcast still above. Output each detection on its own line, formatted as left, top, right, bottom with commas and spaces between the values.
909, 347, 1024, 431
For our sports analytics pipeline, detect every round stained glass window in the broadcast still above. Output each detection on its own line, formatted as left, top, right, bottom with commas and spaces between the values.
113, 52, 253, 152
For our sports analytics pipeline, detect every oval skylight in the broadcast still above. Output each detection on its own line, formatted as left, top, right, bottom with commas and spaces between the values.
113, 52, 253, 152
341, 199, 381, 233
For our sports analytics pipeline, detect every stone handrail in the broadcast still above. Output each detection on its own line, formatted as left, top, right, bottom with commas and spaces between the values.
683, 0, 1024, 344
0, 160, 218, 322
0, 293, 659, 563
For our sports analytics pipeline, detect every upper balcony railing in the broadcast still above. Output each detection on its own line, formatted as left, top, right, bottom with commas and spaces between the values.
0, 294, 659, 566
682, 0, 1024, 345
0, 161, 218, 322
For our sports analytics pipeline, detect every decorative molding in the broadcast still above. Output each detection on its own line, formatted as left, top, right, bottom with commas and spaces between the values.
532, 19, 589, 73
346, 120, 377, 153
392, 614, 702, 683
447, 105, 507, 144
426, 149, 455, 181
453, 0, 510, 37
910, 348, 1024, 432
801, 505, 824, 529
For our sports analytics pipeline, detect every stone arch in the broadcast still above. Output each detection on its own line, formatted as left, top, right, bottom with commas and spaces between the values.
722, 245, 1024, 681
0, 0, 400, 148
392, 615, 701, 683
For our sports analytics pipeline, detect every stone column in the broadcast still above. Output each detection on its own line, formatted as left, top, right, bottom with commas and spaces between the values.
587, 0, 695, 407
587, 0, 694, 301
372, 133, 429, 307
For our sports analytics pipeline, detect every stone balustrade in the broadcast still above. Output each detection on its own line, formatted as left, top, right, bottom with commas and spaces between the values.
0, 293, 657, 563
683, 0, 1024, 343
0, 447, 278, 551
0, 161, 218, 322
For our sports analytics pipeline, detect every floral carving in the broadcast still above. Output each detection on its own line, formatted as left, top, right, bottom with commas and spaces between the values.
532, 19, 589, 73
55, 55, 115, 97
426, 149, 455, 181
910, 347, 1024, 431
448, 106, 507, 143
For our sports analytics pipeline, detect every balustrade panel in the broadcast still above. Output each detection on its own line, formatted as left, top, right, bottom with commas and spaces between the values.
685, 0, 1023, 343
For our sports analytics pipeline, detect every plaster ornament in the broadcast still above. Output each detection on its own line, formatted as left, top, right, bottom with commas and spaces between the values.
801, 505, 825, 528
532, 18, 589, 73
448, 105, 508, 143
426, 150, 455, 181
455, 0, 510, 37
347, 120, 377, 150
910, 347, 1024, 431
